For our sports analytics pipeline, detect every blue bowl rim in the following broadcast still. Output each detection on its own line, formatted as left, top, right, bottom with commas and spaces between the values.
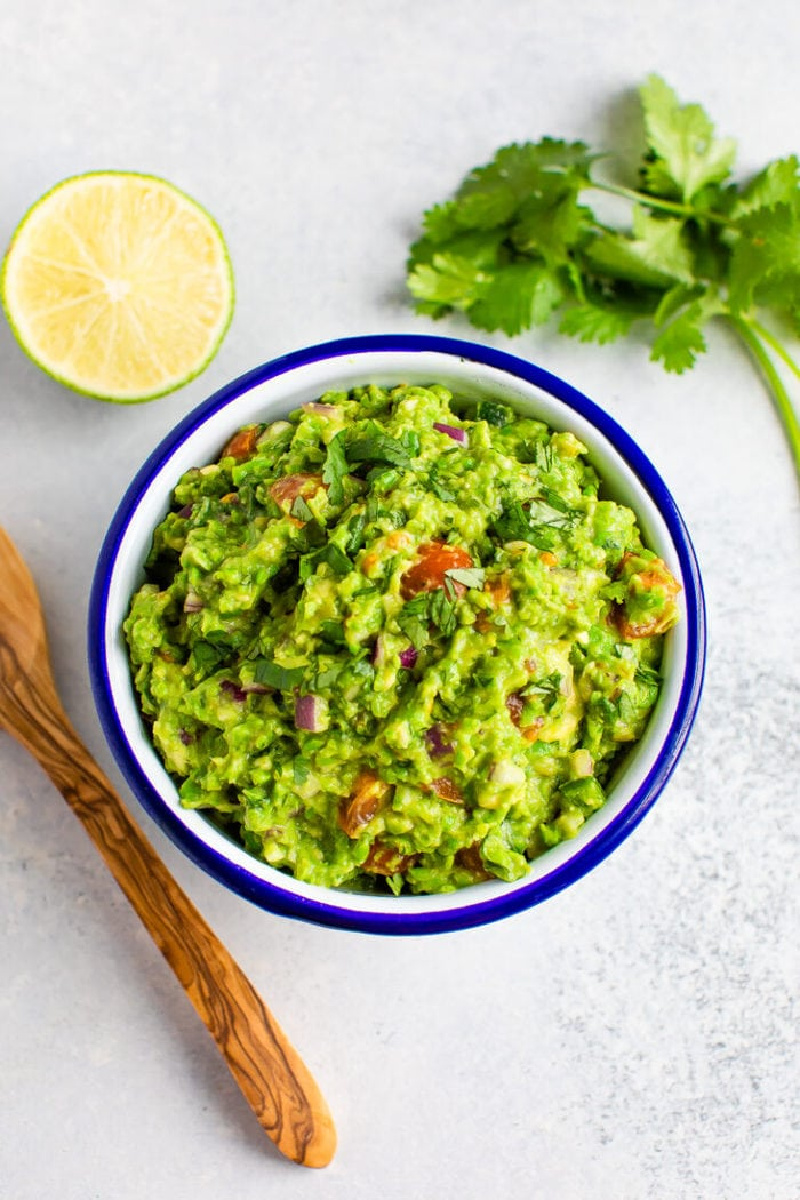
88, 332, 706, 936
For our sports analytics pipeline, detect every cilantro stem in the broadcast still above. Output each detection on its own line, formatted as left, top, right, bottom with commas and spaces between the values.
727, 315, 800, 481
590, 181, 733, 227
746, 318, 800, 387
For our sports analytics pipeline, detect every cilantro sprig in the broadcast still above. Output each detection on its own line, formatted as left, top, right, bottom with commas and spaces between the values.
406, 74, 800, 480
322, 424, 415, 506
492, 492, 580, 551
520, 671, 564, 713
397, 566, 486, 645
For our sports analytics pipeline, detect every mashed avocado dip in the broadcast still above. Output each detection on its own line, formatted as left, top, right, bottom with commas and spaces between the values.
124, 384, 680, 894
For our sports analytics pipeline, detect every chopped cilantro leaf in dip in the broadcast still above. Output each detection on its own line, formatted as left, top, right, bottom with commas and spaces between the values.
124, 383, 680, 894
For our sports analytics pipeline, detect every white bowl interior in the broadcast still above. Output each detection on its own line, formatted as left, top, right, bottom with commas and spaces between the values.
102, 349, 689, 917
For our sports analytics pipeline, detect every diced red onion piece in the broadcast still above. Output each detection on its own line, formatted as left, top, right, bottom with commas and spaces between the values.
179, 730, 195, 746
295, 693, 323, 731
177, 503, 193, 519
372, 635, 385, 667
432, 422, 468, 445
302, 402, 337, 415
220, 680, 247, 703
399, 645, 418, 669
425, 724, 454, 758
505, 693, 524, 726
241, 682, 269, 695
183, 592, 203, 613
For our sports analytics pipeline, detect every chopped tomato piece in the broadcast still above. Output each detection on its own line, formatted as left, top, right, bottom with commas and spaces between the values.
363, 842, 417, 875
506, 694, 545, 741
338, 771, 391, 838
269, 473, 325, 514
400, 541, 474, 600
614, 553, 681, 639
221, 427, 259, 461
455, 843, 493, 881
430, 777, 463, 804
539, 551, 558, 567
475, 574, 511, 627
484, 574, 511, 606
522, 717, 545, 743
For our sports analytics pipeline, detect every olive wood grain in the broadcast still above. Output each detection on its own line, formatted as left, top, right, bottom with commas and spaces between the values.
0, 526, 335, 1168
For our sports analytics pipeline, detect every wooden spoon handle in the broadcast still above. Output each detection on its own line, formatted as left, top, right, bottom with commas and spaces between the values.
1, 665, 335, 1168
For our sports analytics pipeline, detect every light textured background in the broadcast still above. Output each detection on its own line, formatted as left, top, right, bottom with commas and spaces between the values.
1, 3, 798, 1198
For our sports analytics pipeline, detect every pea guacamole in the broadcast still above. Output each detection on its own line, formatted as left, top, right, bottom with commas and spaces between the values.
124, 383, 680, 894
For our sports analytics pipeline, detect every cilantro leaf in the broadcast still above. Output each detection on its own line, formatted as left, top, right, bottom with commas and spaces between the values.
445, 566, 486, 589
428, 462, 456, 502
539, 486, 570, 513
453, 140, 595, 229
469, 263, 563, 335
728, 202, 800, 312
345, 424, 411, 470
322, 431, 347, 506
511, 184, 594, 264
253, 659, 306, 691
314, 665, 342, 690
732, 156, 800, 218
399, 430, 421, 457
324, 544, 354, 575
397, 581, 462, 644
190, 640, 225, 674
408, 227, 505, 272
586, 208, 694, 287
651, 289, 724, 373
407, 253, 492, 314
491, 498, 529, 543
429, 588, 457, 637
491, 494, 579, 550
521, 671, 564, 711
650, 302, 709, 373
397, 594, 432, 649
476, 399, 514, 427
558, 304, 635, 345
318, 619, 347, 646
291, 495, 314, 522
294, 517, 326, 552
421, 201, 462, 243
300, 542, 353, 581
639, 74, 736, 202
346, 511, 367, 554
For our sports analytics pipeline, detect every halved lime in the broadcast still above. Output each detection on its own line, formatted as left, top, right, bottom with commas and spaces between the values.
1, 171, 234, 402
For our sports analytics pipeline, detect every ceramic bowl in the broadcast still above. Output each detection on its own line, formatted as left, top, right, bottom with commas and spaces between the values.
89, 334, 706, 935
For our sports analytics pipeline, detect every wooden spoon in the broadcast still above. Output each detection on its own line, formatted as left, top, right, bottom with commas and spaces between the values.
0, 525, 336, 1169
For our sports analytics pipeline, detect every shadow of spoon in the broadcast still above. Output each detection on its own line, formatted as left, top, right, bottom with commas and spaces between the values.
0, 524, 336, 1168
